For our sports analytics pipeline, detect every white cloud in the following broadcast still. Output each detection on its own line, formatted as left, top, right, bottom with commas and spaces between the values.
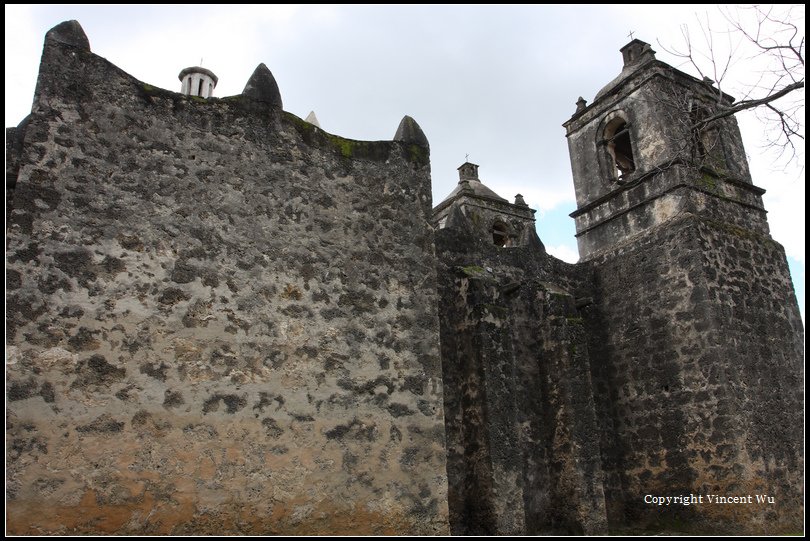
546, 243, 579, 264
5, 5, 803, 307
4, 5, 40, 125
738, 112, 805, 265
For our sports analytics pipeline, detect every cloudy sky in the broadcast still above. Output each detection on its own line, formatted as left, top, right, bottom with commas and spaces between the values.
5, 5, 804, 315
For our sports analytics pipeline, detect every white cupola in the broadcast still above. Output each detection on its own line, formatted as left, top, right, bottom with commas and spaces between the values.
178, 66, 218, 98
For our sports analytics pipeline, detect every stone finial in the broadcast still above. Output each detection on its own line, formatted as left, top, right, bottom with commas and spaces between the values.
576, 96, 587, 113
514, 194, 528, 207
304, 111, 321, 128
242, 63, 283, 108
393, 115, 429, 148
45, 20, 90, 51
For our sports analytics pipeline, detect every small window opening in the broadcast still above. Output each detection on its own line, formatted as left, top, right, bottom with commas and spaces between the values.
605, 119, 635, 181
690, 105, 708, 158
198, 79, 204, 96
492, 223, 509, 247
690, 104, 723, 169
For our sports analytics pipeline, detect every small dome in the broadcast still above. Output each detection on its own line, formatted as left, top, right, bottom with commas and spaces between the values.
436, 162, 509, 208
440, 179, 508, 204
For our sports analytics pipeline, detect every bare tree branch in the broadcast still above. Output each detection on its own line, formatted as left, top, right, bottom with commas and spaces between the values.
693, 80, 805, 130
659, 4, 804, 172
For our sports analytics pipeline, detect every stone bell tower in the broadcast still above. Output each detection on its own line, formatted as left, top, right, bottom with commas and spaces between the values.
564, 39, 764, 259
563, 39, 804, 534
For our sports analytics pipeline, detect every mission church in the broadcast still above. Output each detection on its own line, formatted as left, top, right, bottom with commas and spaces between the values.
6, 21, 803, 535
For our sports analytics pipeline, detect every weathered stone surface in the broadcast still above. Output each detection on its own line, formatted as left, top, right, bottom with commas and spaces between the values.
44, 20, 90, 51
580, 214, 804, 534
435, 223, 608, 535
432, 154, 603, 535
241, 63, 283, 108
6, 21, 446, 535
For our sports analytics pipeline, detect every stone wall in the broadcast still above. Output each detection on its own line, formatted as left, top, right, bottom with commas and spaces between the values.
6, 21, 448, 535
435, 219, 608, 535
583, 213, 804, 534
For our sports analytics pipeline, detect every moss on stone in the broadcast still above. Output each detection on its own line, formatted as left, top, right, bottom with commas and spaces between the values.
286, 112, 317, 138
406, 143, 429, 168
704, 218, 778, 247
334, 138, 354, 159
327, 135, 390, 161
284, 112, 392, 162
696, 172, 718, 192
460, 265, 484, 276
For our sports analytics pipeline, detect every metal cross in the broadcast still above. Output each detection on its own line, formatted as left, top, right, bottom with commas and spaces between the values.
627, 31, 635, 40
465, 153, 469, 162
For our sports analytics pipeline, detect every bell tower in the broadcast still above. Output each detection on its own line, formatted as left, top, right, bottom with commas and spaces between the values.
563, 39, 766, 259
432, 162, 537, 248
563, 39, 804, 533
